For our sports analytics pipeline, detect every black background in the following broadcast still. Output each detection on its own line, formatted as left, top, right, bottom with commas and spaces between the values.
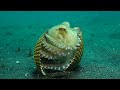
0, 0, 120, 11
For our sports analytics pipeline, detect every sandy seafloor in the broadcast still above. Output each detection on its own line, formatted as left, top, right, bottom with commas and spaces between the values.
0, 11, 120, 79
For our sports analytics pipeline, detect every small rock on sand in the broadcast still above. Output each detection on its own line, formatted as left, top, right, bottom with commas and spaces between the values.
25, 73, 28, 77
16, 61, 20, 64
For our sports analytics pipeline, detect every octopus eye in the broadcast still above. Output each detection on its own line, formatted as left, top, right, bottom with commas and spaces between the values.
58, 28, 66, 31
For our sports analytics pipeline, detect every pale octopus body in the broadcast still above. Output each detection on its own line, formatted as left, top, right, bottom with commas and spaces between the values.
34, 22, 84, 76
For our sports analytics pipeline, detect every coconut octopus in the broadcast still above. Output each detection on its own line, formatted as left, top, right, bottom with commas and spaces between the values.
34, 22, 84, 77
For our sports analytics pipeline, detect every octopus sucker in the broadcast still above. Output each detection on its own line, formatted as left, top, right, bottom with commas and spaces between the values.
34, 22, 84, 76
45, 31, 76, 50
42, 37, 71, 57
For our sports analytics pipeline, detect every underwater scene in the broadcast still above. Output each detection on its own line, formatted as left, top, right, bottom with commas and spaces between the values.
0, 11, 120, 79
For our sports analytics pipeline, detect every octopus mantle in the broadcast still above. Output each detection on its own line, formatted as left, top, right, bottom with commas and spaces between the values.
34, 22, 84, 76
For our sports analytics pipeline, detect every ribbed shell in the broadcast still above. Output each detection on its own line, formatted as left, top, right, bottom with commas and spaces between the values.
34, 31, 84, 76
